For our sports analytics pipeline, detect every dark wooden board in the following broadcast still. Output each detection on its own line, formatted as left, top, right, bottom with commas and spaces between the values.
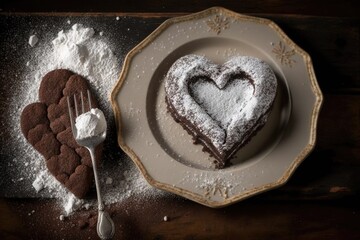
1, 197, 360, 240
0, 11, 359, 240
1, 0, 359, 17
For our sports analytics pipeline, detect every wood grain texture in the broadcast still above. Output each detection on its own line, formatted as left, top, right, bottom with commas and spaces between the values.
0, 3, 359, 238
1, 197, 360, 240
1, 0, 359, 17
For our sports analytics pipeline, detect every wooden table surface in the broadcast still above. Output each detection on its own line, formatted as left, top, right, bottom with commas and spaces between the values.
0, 1, 359, 239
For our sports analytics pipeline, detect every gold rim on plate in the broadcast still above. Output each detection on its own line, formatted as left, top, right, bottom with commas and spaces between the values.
110, 7, 323, 207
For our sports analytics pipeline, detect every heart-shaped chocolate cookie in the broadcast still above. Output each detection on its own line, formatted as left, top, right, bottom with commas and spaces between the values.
165, 55, 277, 168
20, 69, 101, 198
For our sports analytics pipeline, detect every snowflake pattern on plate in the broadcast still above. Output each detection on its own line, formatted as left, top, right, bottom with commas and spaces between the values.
272, 41, 296, 67
200, 178, 233, 199
206, 15, 230, 35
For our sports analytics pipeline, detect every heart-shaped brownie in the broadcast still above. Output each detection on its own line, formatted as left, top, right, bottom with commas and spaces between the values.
165, 55, 277, 168
20, 69, 102, 198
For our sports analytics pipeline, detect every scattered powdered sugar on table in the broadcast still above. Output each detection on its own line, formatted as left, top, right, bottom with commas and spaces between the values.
28, 34, 39, 47
8, 23, 165, 215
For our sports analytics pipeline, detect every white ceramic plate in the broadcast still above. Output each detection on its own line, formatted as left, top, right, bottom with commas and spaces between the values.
111, 7, 323, 207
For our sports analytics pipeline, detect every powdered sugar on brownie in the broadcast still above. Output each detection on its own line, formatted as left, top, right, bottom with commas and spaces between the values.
190, 77, 255, 129
165, 55, 277, 161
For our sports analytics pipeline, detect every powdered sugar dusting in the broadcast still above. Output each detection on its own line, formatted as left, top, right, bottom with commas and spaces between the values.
190, 78, 256, 129
5, 22, 165, 215
165, 55, 277, 156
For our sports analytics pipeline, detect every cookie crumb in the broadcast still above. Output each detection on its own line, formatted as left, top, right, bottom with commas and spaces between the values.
59, 215, 65, 221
